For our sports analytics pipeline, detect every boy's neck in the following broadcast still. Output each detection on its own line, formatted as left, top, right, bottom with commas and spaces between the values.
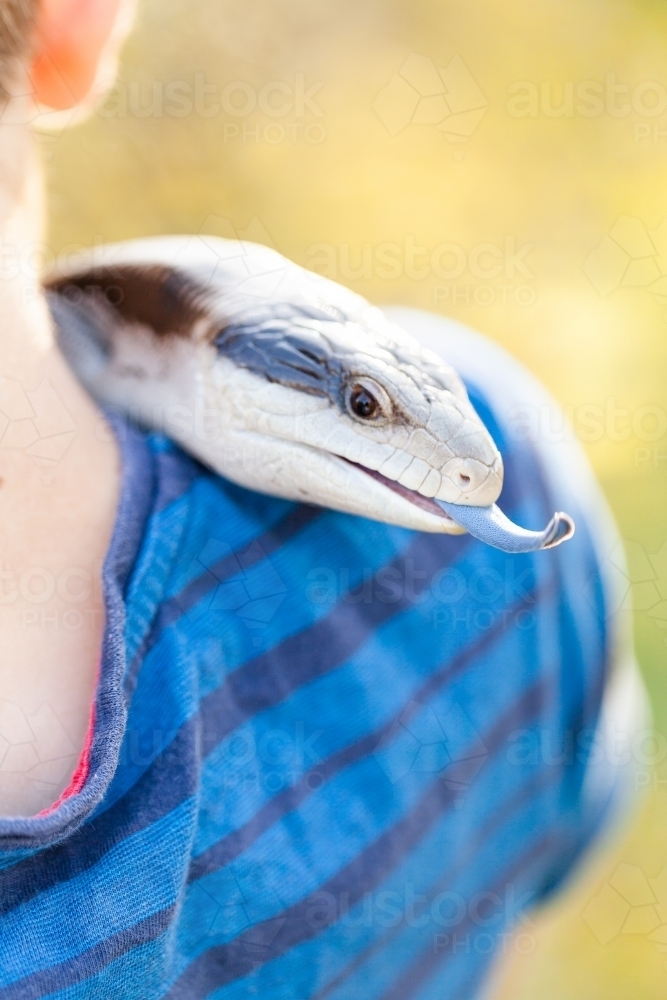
0, 124, 52, 377
0, 112, 113, 480
0, 110, 122, 817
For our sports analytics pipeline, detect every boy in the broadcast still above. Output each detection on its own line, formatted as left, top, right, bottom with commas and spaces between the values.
0, 1, 646, 997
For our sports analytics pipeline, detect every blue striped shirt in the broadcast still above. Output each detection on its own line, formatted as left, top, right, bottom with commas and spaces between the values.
0, 316, 631, 999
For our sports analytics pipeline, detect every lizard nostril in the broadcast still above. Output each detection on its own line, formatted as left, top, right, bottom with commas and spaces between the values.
457, 473, 471, 487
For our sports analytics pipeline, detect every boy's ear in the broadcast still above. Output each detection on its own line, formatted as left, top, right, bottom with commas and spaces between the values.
29, 0, 133, 110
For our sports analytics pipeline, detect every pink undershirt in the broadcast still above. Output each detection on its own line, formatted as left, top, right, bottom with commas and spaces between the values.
36, 704, 96, 817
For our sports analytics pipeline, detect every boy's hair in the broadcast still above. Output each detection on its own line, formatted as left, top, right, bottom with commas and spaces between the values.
0, 0, 33, 95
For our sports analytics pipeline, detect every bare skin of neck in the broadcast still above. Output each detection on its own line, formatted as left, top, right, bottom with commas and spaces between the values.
0, 102, 120, 816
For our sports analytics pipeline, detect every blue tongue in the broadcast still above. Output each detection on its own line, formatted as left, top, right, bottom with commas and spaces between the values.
436, 501, 575, 553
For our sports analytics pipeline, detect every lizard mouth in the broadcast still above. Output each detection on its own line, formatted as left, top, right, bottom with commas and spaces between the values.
342, 459, 455, 521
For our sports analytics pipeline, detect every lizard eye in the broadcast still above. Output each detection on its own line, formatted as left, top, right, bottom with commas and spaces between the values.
345, 378, 390, 422
350, 386, 378, 418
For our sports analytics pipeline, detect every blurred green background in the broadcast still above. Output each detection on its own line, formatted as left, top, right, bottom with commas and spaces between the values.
39, 0, 667, 995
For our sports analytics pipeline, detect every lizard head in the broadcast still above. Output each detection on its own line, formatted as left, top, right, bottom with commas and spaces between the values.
46, 235, 504, 534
